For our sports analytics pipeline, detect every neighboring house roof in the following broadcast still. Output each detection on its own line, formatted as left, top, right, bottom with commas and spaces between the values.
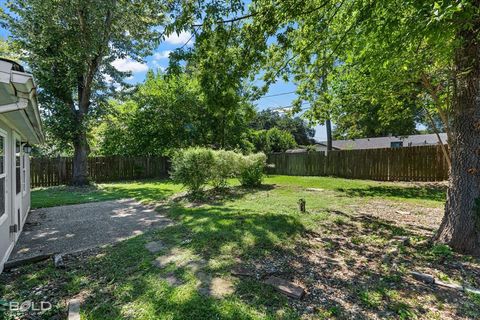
319, 133, 448, 150
0, 58, 44, 144
285, 148, 309, 153
312, 142, 340, 151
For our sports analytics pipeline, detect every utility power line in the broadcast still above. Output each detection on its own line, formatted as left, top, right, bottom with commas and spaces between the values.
253, 91, 297, 100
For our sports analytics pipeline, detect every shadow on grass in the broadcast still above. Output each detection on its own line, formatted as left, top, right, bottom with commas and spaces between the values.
173, 184, 276, 206
336, 185, 446, 203
7, 186, 478, 320
288, 210, 479, 319
76, 202, 307, 319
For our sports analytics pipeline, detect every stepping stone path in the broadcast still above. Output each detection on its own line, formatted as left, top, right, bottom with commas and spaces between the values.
411, 270, 480, 296
152, 248, 195, 268
411, 271, 435, 284
152, 247, 234, 297
197, 271, 234, 298
264, 276, 305, 299
151, 248, 310, 301
161, 273, 182, 287
67, 298, 82, 320
231, 265, 256, 277
145, 241, 166, 254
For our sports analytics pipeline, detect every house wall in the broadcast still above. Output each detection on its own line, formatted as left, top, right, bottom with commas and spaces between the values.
0, 118, 13, 273
0, 115, 32, 273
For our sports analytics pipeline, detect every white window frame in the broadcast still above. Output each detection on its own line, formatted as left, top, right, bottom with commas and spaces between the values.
21, 143, 27, 196
14, 139, 21, 196
0, 128, 7, 225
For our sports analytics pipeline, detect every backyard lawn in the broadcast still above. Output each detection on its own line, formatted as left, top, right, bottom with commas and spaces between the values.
2, 176, 479, 319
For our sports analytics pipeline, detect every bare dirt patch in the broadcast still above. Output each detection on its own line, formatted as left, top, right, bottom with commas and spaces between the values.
241, 200, 479, 319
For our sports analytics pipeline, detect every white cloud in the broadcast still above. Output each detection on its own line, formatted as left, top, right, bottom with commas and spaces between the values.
112, 57, 148, 73
103, 74, 113, 83
151, 60, 166, 71
153, 50, 172, 60
164, 31, 192, 45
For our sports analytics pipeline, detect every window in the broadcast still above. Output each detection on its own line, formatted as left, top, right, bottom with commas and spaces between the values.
22, 153, 27, 194
16, 141, 21, 195
0, 135, 5, 217
391, 141, 403, 148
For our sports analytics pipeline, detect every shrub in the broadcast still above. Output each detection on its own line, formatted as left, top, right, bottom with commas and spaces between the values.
249, 128, 297, 153
238, 153, 267, 187
170, 147, 215, 195
211, 150, 241, 189
265, 128, 297, 152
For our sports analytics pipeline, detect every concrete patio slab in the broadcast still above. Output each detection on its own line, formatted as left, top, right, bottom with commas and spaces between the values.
9, 199, 173, 261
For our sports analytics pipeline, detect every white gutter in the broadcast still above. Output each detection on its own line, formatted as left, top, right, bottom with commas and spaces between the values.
18, 108, 42, 145
0, 59, 44, 144
0, 98, 28, 113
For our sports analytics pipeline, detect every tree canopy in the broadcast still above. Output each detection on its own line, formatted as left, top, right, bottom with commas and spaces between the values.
1, 0, 171, 184
249, 109, 315, 145
175, 0, 480, 255
95, 70, 256, 156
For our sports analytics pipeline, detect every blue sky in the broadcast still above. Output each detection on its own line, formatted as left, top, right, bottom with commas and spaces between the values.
0, 1, 327, 140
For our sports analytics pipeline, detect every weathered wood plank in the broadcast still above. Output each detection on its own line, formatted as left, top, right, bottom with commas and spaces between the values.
31, 156, 169, 188
267, 145, 448, 182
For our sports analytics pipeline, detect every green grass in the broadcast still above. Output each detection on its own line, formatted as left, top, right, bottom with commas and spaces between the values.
5, 175, 467, 319
31, 180, 182, 209
265, 175, 446, 206
31, 175, 446, 209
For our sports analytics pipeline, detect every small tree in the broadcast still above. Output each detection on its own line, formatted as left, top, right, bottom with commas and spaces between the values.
2, 0, 168, 185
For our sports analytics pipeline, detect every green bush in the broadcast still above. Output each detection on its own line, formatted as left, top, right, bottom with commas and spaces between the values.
265, 128, 297, 152
248, 128, 297, 153
238, 153, 267, 187
211, 150, 241, 189
170, 148, 266, 194
170, 147, 215, 195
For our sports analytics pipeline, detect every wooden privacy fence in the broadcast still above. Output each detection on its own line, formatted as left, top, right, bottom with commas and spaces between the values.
31, 156, 169, 188
267, 145, 449, 181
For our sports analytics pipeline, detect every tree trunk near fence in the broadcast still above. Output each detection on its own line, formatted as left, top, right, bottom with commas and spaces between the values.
434, 25, 480, 257
72, 129, 90, 186
326, 119, 332, 151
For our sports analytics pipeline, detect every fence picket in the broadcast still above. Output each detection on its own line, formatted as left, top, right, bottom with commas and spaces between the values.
30, 156, 169, 188
268, 145, 449, 182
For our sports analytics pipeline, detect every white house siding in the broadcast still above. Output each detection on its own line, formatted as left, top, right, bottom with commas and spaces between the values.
0, 116, 32, 273
0, 58, 43, 273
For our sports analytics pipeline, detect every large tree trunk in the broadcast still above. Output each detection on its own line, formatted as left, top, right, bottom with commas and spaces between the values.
434, 25, 480, 256
72, 73, 92, 186
72, 130, 90, 185
325, 118, 333, 151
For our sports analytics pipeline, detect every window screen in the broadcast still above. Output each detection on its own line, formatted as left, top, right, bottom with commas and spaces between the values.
16, 141, 21, 194
0, 136, 5, 217
23, 154, 27, 193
